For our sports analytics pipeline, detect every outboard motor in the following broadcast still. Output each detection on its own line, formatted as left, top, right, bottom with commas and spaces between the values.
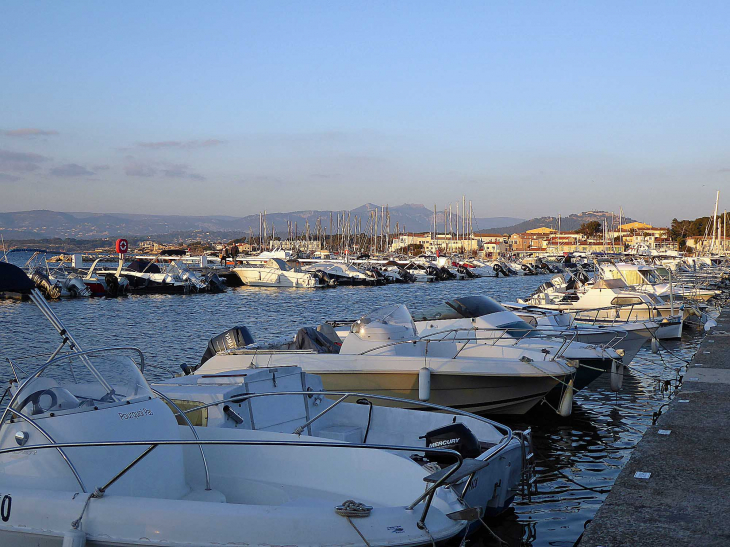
521, 264, 537, 275
30, 270, 61, 299
458, 266, 476, 278
398, 267, 416, 283
422, 423, 481, 465
104, 273, 120, 297
199, 326, 255, 367
313, 269, 337, 287
205, 273, 227, 293
439, 267, 455, 280
426, 265, 440, 280
493, 263, 509, 277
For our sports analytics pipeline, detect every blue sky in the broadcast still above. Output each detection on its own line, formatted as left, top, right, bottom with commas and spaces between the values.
1, 1, 728, 225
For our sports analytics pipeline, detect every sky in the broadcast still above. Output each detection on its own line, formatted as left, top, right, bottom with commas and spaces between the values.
1, 1, 728, 225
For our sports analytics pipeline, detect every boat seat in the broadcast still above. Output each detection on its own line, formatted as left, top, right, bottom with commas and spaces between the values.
182, 488, 227, 503
423, 458, 490, 485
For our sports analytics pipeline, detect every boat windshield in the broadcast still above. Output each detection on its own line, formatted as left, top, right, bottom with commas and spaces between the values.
266, 258, 291, 271
9, 351, 153, 419
412, 296, 507, 321
350, 304, 417, 336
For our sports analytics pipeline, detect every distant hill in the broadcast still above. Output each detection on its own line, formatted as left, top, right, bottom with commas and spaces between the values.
483, 211, 638, 235
0, 206, 524, 240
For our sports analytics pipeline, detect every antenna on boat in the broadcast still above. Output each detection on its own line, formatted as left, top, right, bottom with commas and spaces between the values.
0, 234, 7, 263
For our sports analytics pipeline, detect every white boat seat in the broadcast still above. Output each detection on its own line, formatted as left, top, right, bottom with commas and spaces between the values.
423, 458, 490, 485
182, 488, 227, 503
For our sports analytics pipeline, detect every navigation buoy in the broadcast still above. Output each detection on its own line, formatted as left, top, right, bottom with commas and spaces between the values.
558, 379, 573, 417
610, 360, 624, 392
419, 367, 431, 401
63, 528, 86, 547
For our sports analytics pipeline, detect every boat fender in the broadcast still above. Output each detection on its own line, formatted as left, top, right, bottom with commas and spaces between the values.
610, 360, 624, 392
558, 379, 573, 417
419, 367, 431, 401
63, 528, 86, 547
651, 337, 659, 354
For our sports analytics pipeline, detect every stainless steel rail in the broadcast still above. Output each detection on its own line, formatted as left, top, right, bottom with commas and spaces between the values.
0, 438, 464, 526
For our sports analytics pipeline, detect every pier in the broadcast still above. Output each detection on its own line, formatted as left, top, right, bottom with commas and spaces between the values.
579, 307, 730, 546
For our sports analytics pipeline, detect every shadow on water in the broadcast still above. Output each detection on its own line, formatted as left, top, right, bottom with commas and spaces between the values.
0, 252, 704, 546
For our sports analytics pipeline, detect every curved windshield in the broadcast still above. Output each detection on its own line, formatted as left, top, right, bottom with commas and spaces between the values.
412, 296, 507, 321
350, 304, 417, 335
10, 351, 152, 418
496, 320, 536, 339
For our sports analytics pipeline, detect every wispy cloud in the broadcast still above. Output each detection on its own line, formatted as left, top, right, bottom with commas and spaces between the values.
718, 168, 730, 173
50, 163, 95, 177
0, 173, 21, 182
3, 128, 59, 138
136, 139, 225, 150
92, 164, 110, 171
161, 163, 206, 181
124, 156, 205, 180
0, 149, 50, 172
125, 161, 158, 177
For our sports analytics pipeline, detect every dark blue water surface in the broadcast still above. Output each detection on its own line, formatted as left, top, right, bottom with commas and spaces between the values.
0, 251, 700, 546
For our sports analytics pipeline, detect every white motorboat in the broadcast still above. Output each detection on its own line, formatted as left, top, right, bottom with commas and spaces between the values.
503, 302, 657, 366
24, 252, 92, 298
233, 258, 325, 288
409, 296, 624, 394
194, 304, 577, 415
521, 274, 684, 339
154, 366, 533, 521
599, 262, 719, 303
302, 261, 378, 285
0, 290, 531, 546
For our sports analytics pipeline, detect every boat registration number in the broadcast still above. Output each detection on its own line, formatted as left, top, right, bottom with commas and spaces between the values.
0, 495, 10, 522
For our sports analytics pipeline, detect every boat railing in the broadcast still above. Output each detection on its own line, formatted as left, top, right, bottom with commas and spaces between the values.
163, 387, 517, 515
0, 437, 467, 527
356, 325, 590, 361
567, 302, 675, 326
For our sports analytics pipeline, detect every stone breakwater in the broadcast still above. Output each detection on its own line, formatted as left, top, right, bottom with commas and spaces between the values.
579, 308, 730, 547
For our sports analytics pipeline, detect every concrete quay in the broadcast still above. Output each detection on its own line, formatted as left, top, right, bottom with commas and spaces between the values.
579, 308, 730, 546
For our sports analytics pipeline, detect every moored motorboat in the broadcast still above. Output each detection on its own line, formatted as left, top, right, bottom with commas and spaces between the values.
0, 290, 531, 546
193, 304, 577, 415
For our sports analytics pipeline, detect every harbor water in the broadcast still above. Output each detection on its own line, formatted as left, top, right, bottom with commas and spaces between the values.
0, 253, 701, 546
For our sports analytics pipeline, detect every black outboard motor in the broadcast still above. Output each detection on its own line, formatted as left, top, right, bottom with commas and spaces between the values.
104, 273, 120, 297
205, 273, 227, 293
426, 265, 441, 280
439, 267, 455, 280
313, 269, 337, 287
30, 270, 62, 299
398, 267, 416, 283
521, 264, 536, 275
199, 326, 255, 367
458, 266, 476, 278
493, 263, 509, 277
422, 423, 481, 465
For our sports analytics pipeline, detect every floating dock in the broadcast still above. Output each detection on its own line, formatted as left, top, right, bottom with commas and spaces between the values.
580, 307, 730, 546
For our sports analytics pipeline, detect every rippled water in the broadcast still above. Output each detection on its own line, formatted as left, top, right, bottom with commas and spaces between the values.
0, 252, 701, 546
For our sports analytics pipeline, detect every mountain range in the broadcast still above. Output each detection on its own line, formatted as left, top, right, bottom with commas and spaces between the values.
0, 205, 524, 241
482, 211, 638, 234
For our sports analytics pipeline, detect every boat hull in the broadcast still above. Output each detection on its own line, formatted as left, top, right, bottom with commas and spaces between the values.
316, 371, 560, 414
